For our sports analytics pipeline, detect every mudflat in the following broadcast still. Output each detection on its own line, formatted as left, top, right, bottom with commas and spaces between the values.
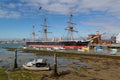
1, 57, 119, 80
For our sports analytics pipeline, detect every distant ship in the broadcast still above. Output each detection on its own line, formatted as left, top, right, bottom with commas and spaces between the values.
26, 14, 90, 49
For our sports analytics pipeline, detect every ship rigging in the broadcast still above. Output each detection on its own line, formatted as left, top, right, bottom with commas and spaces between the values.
65, 14, 79, 41
26, 14, 90, 49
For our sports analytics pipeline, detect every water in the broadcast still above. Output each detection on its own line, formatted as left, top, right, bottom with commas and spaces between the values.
0, 43, 25, 48
0, 43, 90, 70
0, 48, 35, 68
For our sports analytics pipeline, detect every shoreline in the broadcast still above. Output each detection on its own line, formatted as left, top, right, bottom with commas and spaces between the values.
0, 48, 120, 80
0, 53, 120, 80
6, 48, 120, 60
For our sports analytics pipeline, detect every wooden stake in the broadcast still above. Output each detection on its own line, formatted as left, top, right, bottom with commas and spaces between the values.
14, 49, 18, 69
52, 53, 58, 76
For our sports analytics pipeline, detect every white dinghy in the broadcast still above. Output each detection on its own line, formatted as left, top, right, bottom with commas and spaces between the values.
22, 58, 50, 71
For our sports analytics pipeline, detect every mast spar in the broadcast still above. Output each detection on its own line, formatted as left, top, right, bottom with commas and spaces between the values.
43, 17, 47, 42
41, 16, 51, 42
65, 13, 78, 41
32, 25, 35, 42
69, 14, 74, 40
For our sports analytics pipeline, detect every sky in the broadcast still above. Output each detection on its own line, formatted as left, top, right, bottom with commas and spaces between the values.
0, 0, 120, 40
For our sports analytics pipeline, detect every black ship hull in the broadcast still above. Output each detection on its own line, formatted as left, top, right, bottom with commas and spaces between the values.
26, 41, 90, 49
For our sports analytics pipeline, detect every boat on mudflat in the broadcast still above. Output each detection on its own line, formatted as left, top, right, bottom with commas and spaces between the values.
22, 58, 50, 71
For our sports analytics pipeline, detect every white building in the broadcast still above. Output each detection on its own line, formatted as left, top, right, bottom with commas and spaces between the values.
116, 33, 120, 43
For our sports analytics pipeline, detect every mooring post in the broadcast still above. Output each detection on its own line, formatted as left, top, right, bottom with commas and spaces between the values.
14, 49, 18, 69
52, 53, 58, 76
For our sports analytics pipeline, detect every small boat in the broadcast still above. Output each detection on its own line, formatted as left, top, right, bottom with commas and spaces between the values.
22, 58, 50, 71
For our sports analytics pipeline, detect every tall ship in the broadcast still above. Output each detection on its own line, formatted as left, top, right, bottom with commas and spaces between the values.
26, 14, 90, 49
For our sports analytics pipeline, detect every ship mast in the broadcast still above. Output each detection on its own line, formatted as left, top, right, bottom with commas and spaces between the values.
66, 13, 78, 41
42, 16, 51, 42
43, 17, 47, 41
69, 14, 74, 40
32, 25, 35, 42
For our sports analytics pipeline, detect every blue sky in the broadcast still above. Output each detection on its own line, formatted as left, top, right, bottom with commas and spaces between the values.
0, 0, 120, 40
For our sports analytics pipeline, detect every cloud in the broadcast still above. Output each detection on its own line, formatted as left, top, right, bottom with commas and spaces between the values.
19, 0, 78, 14
9, 0, 119, 21
16, 1, 120, 32
79, 0, 120, 17
80, 21, 120, 33
0, 10, 20, 18
0, 0, 120, 18
0, 0, 120, 40
0, 0, 120, 30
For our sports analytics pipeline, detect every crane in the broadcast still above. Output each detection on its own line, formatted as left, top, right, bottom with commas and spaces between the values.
87, 31, 106, 44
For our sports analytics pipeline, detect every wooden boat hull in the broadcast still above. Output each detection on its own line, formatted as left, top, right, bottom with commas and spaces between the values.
22, 64, 50, 71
